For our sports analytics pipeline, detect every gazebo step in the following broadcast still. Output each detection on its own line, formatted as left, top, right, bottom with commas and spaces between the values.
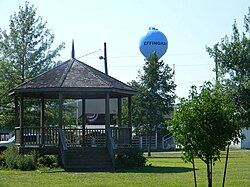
65, 167, 115, 172
61, 147, 114, 172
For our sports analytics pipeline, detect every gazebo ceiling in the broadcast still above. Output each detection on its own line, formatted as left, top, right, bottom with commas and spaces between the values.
9, 58, 136, 99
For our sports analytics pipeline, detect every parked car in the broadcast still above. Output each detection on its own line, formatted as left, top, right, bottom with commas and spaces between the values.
0, 136, 15, 152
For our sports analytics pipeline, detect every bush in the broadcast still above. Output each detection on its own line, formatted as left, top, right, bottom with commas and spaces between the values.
4, 145, 19, 169
37, 155, 59, 168
115, 148, 146, 168
0, 153, 5, 167
3, 145, 36, 170
16, 154, 36, 171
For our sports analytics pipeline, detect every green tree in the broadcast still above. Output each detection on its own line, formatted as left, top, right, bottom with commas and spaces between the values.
125, 53, 175, 156
169, 82, 242, 187
206, 8, 250, 126
0, 2, 65, 130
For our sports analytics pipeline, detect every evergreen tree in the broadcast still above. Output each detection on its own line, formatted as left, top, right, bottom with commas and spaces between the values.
127, 53, 176, 156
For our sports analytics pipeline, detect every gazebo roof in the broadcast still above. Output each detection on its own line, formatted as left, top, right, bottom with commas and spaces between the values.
9, 58, 136, 99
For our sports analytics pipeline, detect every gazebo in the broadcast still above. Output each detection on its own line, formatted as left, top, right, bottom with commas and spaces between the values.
9, 45, 136, 171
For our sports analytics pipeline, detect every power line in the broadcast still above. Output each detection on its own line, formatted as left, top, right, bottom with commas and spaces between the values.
176, 81, 206, 85
77, 49, 102, 59
109, 52, 206, 58
83, 52, 207, 59
108, 63, 213, 68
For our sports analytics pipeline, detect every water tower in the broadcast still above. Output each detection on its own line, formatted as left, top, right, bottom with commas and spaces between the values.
139, 27, 168, 60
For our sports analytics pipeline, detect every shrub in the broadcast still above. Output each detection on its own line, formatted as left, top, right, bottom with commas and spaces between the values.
115, 148, 146, 168
3, 145, 36, 170
0, 153, 5, 167
16, 154, 36, 171
4, 145, 19, 169
37, 155, 59, 168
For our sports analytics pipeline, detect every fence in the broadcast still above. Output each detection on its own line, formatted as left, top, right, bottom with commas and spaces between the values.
132, 133, 177, 150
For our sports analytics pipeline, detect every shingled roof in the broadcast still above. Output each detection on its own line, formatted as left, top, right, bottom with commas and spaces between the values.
10, 58, 136, 99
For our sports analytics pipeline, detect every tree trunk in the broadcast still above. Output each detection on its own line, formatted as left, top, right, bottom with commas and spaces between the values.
210, 159, 213, 186
192, 156, 197, 187
222, 143, 230, 187
206, 161, 212, 187
148, 134, 152, 157
21, 59, 25, 83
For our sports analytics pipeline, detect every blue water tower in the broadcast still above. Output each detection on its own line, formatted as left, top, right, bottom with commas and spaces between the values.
139, 27, 168, 60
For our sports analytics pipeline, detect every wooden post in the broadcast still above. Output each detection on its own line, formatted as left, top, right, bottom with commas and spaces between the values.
128, 96, 132, 145
19, 95, 24, 146
105, 93, 110, 142
81, 98, 86, 146
58, 94, 63, 129
40, 98, 45, 146
118, 97, 122, 127
104, 42, 108, 75
222, 143, 230, 187
14, 96, 19, 127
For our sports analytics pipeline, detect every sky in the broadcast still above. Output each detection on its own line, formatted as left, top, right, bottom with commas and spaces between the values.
0, 0, 249, 99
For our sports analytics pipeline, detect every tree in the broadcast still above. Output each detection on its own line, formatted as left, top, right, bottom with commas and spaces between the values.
169, 82, 242, 187
0, 1, 65, 130
124, 53, 176, 156
206, 8, 250, 126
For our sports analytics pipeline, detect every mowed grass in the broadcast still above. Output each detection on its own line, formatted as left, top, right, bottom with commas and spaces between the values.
0, 150, 249, 187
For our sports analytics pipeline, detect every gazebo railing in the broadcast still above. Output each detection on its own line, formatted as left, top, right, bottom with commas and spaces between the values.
15, 126, 131, 148
111, 127, 131, 148
15, 127, 59, 146
63, 128, 106, 147
84, 128, 106, 147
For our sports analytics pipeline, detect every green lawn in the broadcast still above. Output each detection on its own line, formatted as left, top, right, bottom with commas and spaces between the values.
0, 150, 249, 187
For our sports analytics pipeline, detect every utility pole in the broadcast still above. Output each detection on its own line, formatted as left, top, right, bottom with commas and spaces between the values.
104, 42, 108, 75
173, 64, 175, 83
99, 42, 108, 75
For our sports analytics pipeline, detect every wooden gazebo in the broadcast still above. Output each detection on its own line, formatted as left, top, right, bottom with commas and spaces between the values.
9, 46, 136, 171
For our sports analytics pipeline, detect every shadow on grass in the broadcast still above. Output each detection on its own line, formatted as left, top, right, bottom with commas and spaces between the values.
149, 156, 183, 159
117, 166, 194, 174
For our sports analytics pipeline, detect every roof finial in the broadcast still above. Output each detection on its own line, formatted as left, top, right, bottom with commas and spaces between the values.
71, 39, 75, 58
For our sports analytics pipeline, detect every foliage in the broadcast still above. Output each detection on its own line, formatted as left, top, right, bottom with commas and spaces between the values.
206, 8, 250, 126
123, 53, 175, 155
0, 1, 65, 82
169, 82, 242, 186
115, 148, 146, 168
37, 155, 59, 168
3, 145, 19, 169
0, 152, 5, 167
3, 145, 36, 171
16, 154, 36, 171
0, 1, 65, 130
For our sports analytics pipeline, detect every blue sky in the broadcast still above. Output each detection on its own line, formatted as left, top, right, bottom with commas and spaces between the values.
0, 0, 249, 98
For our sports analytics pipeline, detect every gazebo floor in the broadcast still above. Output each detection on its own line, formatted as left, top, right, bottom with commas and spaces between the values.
18, 144, 131, 155
18, 145, 59, 154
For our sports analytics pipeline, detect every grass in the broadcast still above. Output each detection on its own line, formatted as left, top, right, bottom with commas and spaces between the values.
0, 149, 249, 187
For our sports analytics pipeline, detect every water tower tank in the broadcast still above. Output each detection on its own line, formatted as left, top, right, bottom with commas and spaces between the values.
139, 27, 168, 60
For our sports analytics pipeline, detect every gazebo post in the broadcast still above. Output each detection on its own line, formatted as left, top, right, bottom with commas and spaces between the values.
19, 95, 24, 147
81, 98, 86, 146
14, 96, 19, 128
118, 96, 122, 127
128, 96, 132, 145
105, 93, 110, 143
58, 94, 63, 129
40, 98, 45, 147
